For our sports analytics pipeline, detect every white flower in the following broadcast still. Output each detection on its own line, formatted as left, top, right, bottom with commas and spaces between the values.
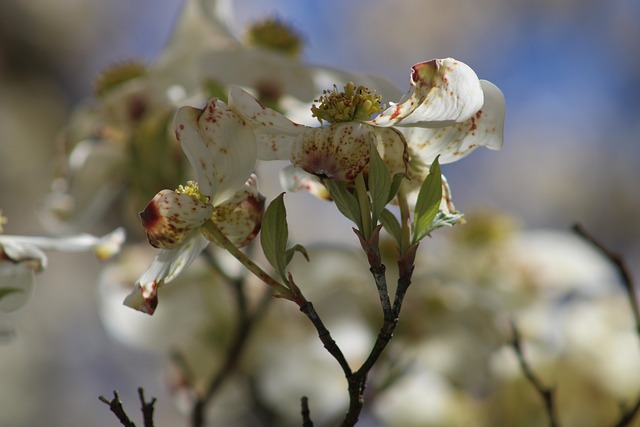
124, 96, 263, 315
0, 227, 125, 312
231, 58, 505, 192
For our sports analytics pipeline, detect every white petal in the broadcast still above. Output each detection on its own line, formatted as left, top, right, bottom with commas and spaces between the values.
123, 233, 210, 315
279, 165, 330, 199
402, 80, 506, 168
0, 228, 125, 260
371, 58, 484, 128
291, 124, 374, 181
140, 190, 212, 249
174, 98, 257, 204
0, 263, 37, 313
204, 175, 264, 248
228, 86, 304, 160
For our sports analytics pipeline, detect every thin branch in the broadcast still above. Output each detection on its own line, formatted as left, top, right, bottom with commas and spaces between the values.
355, 226, 393, 321
99, 391, 137, 427
137, 388, 157, 427
510, 321, 559, 427
572, 223, 640, 427
190, 285, 273, 427
301, 396, 314, 427
297, 298, 352, 377
572, 223, 640, 344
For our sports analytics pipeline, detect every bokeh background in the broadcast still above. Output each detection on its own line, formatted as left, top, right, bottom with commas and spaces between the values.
1, 0, 639, 426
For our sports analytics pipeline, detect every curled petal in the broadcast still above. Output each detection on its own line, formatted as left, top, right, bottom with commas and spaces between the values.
402, 80, 506, 170
371, 58, 484, 128
203, 175, 265, 248
123, 234, 210, 315
140, 190, 213, 249
228, 86, 304, 160
279, 165, 330, 200
291, 123, 375, 181
174, 98, 257, 205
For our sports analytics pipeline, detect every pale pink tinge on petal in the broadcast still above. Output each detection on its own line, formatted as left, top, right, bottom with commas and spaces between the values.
371, 58, 484, 128
291, 123, 374, 181
140, 190, 213, 249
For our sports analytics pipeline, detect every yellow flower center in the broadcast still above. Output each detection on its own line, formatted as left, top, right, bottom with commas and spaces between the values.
176, 181, 209, 204
311, 82, 385, 124
245, 16, 304, 57
94, 60, 147, 98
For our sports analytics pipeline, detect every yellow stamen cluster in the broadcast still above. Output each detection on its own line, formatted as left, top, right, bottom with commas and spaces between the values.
176, 181, 209, 204
311, 82, 385, 124
245, 16, 304, 57
94, 60, 147, 98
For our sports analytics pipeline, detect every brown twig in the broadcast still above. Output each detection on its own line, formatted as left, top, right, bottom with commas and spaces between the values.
572, 223, 640, 427
138, 388, 157, 427
99, 389, 157, 427
301, 396, 314, 427
572, 223, 640, 343
99, 391, 136, 427
190, 284, 273, 427
509, 321, 559, 427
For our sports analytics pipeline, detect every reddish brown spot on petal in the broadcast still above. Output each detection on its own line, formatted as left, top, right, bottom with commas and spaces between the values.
140, 199, 161, 232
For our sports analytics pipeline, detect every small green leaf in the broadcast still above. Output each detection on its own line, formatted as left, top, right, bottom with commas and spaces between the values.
286, 244, 309, 265
368, 144, 391, 226
380, 208, 402, 245
260, 193, 289, 280
412, 156, 443, 243
420, 211, 465, 236
325, 180, 363, 231
387, 173, 405, 204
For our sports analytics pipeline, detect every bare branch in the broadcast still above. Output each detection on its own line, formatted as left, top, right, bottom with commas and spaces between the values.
99, 391, 136, 427
572, 223, 640, 427
301, 396, 314, 427
509, 321, 559, 427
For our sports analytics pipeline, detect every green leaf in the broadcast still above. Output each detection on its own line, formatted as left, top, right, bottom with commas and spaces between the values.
368, 144, 391, 226
421, 211, 465, 236
380, 208, 402, 245
387, 173, 405, 204
325, 180, 363, 231
286, 244, 309, 265
412, 156, 443, 243
260, 193, 289, 280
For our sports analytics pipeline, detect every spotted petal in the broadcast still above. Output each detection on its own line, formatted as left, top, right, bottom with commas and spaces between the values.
174, 98, 257, 205
228, 86, 304, 160
123, 233, 210, 315
140, 190, 213, 249
202, 174, 264, 248
291, 123, 374, 181
401, 80, 505, 169
371, 58, 484, 128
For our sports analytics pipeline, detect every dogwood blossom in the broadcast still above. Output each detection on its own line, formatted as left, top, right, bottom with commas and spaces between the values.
123, 96, 263, 315
232, 58, 504, 195
0, 223, 125, 312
